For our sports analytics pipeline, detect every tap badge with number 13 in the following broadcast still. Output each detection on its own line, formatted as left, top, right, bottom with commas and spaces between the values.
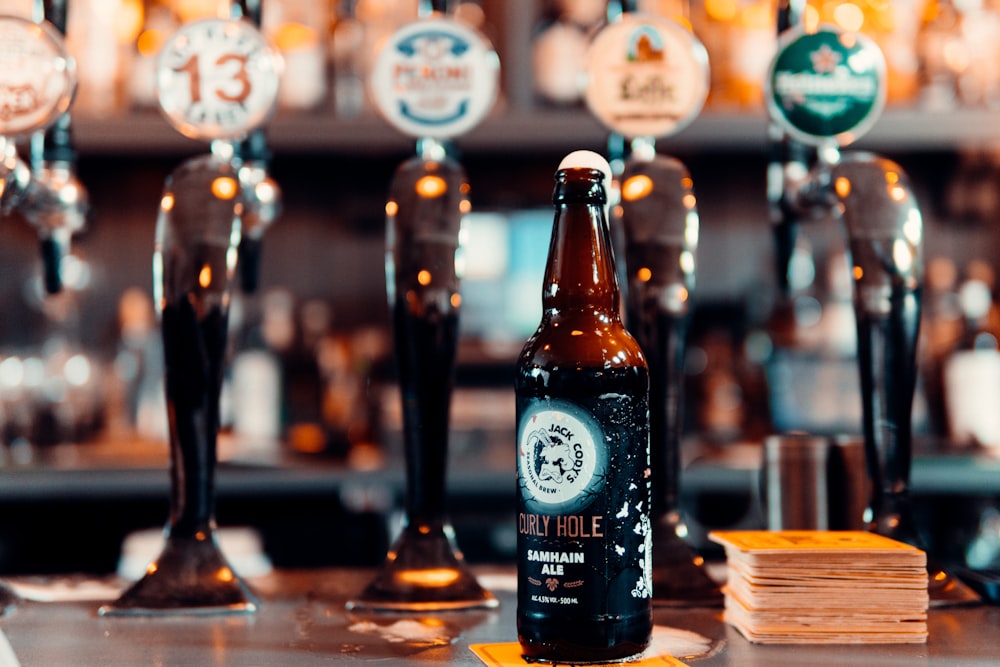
369, 18, 500, 140
156, 18, 282, 141
766, 25, 886, 147
584, 14, 709, 139
0, 16, 76, 137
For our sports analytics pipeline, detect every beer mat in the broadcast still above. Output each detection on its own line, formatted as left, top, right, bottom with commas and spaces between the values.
470, 625, 712, 666
709, 530, 926, 555
469, 643, 689, 666
709, 530, 929, 644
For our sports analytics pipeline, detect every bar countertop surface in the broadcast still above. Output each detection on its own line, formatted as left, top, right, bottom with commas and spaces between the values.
0, 568, 997, 666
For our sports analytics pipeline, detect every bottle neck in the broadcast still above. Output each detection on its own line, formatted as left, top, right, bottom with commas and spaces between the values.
542, 169, 620, 316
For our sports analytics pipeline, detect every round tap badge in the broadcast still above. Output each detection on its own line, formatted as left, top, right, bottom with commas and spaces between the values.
584, 14, 709, 139
766, 26, 886, 147
156, 18, 281, 141
369, 18, 500, 139
0, 17, 76, 137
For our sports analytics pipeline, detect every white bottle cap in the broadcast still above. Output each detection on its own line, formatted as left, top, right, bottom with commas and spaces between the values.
558, 150, 612, 200
559, 149, 611, 176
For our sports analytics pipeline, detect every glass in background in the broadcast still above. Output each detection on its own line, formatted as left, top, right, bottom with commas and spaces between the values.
531, 0, 606, 107
917, 0, 1000, 110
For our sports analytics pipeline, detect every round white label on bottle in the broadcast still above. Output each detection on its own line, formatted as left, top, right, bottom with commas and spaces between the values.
584, 14, 709, 139
518, 401, 608, 514
0, 17, 76, 137
156, 18, 281, 141
369, 18, 500, 139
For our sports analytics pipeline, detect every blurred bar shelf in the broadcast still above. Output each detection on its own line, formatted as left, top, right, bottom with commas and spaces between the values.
1, 440, 997, 502
71, 108, 1000, 156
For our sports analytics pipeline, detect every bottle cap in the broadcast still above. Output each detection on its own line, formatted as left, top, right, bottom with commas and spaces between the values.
559, 150, 612, 193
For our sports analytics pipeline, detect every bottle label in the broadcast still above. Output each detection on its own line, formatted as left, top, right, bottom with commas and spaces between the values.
517, 397, 652, 615
518, 403, 607, 514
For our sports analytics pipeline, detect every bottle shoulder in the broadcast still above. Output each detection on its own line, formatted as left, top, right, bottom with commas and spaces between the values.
518, 312, 647, 371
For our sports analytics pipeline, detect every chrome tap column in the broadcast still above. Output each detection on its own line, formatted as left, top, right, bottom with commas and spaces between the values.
0, 5, 85, 295
765, 23, 977, 606
346, 1, 500, 612
583, 7, 720, 606
99, 12, 281, 616
0, 3, 81, 617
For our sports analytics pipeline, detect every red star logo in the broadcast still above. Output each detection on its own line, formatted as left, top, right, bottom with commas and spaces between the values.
810, 44, 841, 74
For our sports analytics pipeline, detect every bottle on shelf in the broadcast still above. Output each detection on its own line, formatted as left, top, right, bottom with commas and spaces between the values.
943, 267, 1000, 450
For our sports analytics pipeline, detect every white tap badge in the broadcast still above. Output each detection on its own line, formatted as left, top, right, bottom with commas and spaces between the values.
156, 18, 281, 141
0, 17, 76, 137
369, 18, 499, 139
584, 14, 709, 139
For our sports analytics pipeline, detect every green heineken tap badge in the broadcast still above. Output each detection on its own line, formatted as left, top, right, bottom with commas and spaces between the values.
766, 26, 885, 146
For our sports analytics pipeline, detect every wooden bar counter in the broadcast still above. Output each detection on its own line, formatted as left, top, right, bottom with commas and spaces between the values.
1, 568, 997, 666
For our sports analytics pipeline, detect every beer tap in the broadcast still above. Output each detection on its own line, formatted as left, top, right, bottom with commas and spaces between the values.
0, 1, 85, 294
99, 12, 280, 615
0, 0, 80, 617
347, 0, 500, 611
765, 18, 978, 605
231, 0, 281, 293
582, 3, 720, 606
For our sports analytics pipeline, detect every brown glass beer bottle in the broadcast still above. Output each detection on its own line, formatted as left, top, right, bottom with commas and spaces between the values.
516, 150, 653, 663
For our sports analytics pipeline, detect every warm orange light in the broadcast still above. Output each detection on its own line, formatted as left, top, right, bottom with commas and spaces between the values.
459, 199, 472, 213
217, 567, 235, 583
116, 0, 144, 43
394, 568, 462, 588
417, 269, 432, 286
705, 0, 738, 21
385, 200, 399, 216
137, 29, 164, 58
570, 330, 583, 336
272, 22, 318, 51
637, 267, 652, 282
885, 171, 900, 184
834, 177, 852, 198
839, 32, 858, 49
211, 177, 238, 200
415, 175, 447, 198
804, 5, 821, 31
833, 3, 865, 32
622, 174, 653, 202
450, 293, 461, 308
161, 193, 175, 212
145, 562, 158, 575
682, 193, 697, 209
889, 184, 907, 202
198, 264, 213, 288
853, 265, 864, 280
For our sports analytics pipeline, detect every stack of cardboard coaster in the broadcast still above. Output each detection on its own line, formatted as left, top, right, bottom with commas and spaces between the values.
709, 530, 928, 644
